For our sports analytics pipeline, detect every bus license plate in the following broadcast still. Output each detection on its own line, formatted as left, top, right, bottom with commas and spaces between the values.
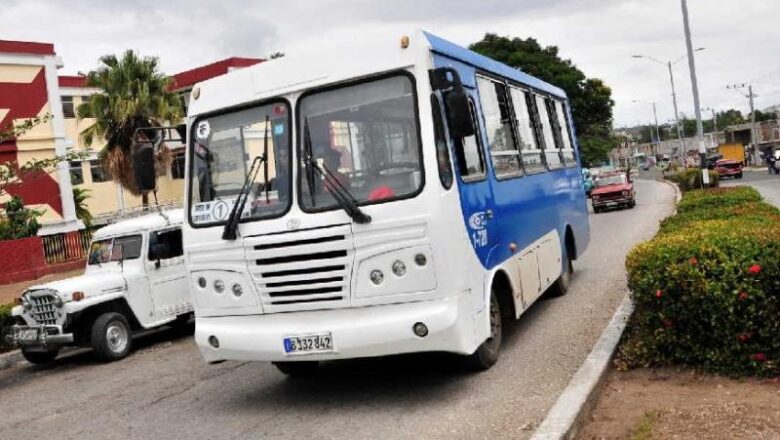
16, 328, 39, 343
283, 333, 333, 355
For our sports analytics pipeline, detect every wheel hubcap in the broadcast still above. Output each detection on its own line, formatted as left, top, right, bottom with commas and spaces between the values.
106, 323, 128, 353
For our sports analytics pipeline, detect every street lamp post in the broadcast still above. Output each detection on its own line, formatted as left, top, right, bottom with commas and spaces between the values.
632, 47, 705, 165
681, 0, 707, 185
632, 100, 661, 154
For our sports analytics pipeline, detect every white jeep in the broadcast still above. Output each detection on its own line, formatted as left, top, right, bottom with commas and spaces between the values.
5, 209, 192, 363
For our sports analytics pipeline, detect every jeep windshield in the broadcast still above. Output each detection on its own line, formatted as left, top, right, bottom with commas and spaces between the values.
87, 235, 142, 265
189, 102, 291, 226
297, 74, 423, 212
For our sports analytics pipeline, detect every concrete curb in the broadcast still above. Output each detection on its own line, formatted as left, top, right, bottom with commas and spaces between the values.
530, 179, 678, 440
0, 349, 25, 371
530, 294, 634, 440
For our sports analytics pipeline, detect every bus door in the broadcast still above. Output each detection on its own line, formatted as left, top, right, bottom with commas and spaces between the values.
441, 90, 499, 268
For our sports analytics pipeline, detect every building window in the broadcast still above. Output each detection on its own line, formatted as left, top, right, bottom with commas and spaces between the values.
89, 160, 110, 183
171, 151, 185, 179
70, 161, 84, 185
62, 96, 75, 118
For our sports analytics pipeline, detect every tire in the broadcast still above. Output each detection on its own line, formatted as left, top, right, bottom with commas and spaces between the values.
593, 206, 601, 214
466, 288, 502, 371
272, 361, 320, 377
549, 252, 574, 297
737, 173, 743, 179
629, 199, 636, 208
91, 312, 132, 362
21, 347, 60, 364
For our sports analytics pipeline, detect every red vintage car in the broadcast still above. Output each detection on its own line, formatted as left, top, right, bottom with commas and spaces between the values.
714, 159, 743, 179
591, 172, 635, 213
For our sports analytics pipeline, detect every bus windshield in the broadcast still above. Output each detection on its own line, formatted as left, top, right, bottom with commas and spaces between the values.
297, 74, 423, 211
189, 102, 291, 225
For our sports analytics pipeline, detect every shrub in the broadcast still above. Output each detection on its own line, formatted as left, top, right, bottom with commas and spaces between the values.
664, 168, 719, 192
0, 302, 16, 353
620, 186, 780, 376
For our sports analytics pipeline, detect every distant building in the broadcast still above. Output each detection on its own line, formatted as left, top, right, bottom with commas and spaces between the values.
0, 39, 262, 233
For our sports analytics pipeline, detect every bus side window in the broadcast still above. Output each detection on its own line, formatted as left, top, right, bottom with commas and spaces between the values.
452, 99, 486, 181
536, 95, 563, 169
554, 100, 576, 166
510, 86, 545, 173
476, 76, 522, 178
431, 96, 454, 189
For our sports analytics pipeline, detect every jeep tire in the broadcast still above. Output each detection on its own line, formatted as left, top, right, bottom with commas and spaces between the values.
21, 347, 60, 365
91, 312, 132, 362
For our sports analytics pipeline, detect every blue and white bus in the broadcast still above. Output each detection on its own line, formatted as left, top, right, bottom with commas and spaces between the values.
164, 30, 589, 375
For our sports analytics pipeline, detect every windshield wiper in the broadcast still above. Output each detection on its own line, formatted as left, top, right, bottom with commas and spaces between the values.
222, 115, 270, 240
302, 117, 371, 224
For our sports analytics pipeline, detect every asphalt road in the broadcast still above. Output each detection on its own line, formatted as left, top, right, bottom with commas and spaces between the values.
0, 179, 675, 440
720, 169, 780, 207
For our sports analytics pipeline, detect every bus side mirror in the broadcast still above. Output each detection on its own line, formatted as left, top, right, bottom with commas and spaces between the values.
133, 144, 157, 192
430, 67, 475, 139
444, 88, 475, 138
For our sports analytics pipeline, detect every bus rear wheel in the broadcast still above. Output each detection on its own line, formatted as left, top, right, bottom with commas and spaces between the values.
549, 253, 574, 297
466, 289, 502, 371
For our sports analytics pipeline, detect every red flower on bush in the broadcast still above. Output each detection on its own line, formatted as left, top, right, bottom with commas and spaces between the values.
655, 290, 663, 298
751, 352, 767, 362
737, 333, 752, 343
739, 291, 749, 301
748, 264, 761, 275
662, 319, 673, 329
689, 257, 698, 266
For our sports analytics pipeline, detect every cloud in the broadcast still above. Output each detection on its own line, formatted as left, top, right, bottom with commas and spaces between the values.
3, 0, 778, 126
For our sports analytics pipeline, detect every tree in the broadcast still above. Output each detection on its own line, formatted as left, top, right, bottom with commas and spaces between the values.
748, 109, 777, 123
77, 50, 183, 205
73, 187, 93, 227
469, 34, 615, 166
716, 109, 745, 129
0, 196, 41, 240
0, 114, 52, 143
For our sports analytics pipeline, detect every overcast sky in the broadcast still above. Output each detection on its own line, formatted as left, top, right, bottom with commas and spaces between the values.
4, 0, 780, 127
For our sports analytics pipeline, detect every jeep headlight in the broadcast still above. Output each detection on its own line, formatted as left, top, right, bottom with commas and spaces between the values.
22, 294, 32, 310
53, 295, 63, 307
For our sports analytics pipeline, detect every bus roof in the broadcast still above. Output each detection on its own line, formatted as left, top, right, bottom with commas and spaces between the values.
187, 30, 568, 117
423, 31, 567, 99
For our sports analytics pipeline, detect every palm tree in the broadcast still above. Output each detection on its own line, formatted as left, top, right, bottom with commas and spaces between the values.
77, 50, 183, 206
72, 187, 93, 227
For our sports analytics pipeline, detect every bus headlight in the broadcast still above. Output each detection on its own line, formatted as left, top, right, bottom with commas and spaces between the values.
370, 270, 384, 285
391, 260, 406, 277
213, 279, 225, 293
232, 283, 243, 297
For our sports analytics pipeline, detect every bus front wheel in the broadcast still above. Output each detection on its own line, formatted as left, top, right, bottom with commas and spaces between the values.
273, 361, 319, 377
466, 288, 502, 371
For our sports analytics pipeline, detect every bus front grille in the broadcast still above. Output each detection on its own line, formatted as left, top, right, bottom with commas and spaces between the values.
245, 225, 353, 312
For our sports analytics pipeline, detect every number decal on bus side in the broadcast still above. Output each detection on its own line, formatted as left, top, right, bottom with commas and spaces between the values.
469, 211, 488, 248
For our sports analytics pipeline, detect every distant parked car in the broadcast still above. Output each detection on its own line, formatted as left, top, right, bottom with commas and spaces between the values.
5, 210, 192, 364
591, 172, 635, 213
714, 159, 743, 179
582, 168, 594, 197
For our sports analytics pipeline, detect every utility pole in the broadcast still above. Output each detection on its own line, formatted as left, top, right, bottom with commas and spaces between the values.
667, 60, 686, 156
681, 0, 707, 184
749, 85, 756, 165
728, 83, 758, 164
652, 102, 660, 155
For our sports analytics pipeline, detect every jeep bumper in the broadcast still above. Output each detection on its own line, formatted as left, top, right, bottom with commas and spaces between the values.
4, 324, 74, 347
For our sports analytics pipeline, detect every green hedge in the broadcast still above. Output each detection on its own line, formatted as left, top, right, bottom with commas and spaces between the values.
664, 168, 719, 192
0, 303, 15, 353
620, 186, 780, 376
